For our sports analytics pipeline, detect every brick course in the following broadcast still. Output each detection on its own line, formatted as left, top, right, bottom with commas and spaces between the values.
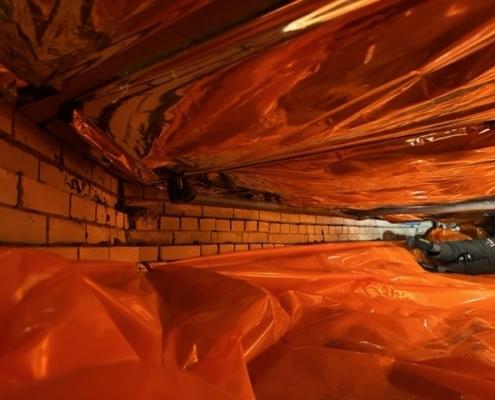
0, 105, 430, 263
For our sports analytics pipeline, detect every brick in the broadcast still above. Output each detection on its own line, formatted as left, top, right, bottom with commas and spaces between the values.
315, 215, 332, 225
298, 225, 307, 234
109, 228, 127, 245
203, 206, 232, 218
139, 246, 159, 261
109, 247, 140, 262
14, 116, 61, 162
88, 186, 118, 208
316, 216, 344, 225
245, 221, 258, 231
0, 206, 46, 243
324, 233, 338, 242
144, 186, 167, 199
216, 232, 242, 243
307, 225, 315, 234
0, 168, 17, 206
127, 230, 173, 245
258, 222, 270, 232
234, 208, 259, 220
269, 223, 281, 233
308, 234, 324, 243
49, 217, 85, 244
216, 219, 230, 231
219, 244, 235, 254
86, 224, 110, 244
259, 210, 280, 222
181, 217, 198, 230
95, 205, 117, 226
0, 138, 39, 178
300, 214, 316, 224
40, 162, 70, 191
40, 163, 92, 198
249, 244, 263, 250
243, 232, 268, 243
123, 182, 144, 197
110, 176, 119, 194
281, 213, 300, 223
70, 195, 96, 221
23, 176, 69, 216
231, 220, 244, 231
63, 149, 92, 179
268, 233, 290, 244
91, 164, 112, 189
133, 211, 158, 230
96, 204, 107, 225
174, 231, 210, 244
160, 245, 200, 260
0, 104, 13, 135
289, 234, 306, 244
161, 216, 180, 230
280, 224, 290, 233
262, 244, 275, 249
201, 245, 218, 256
235, 244, 249, 252
79, 247, 110, 261
289, 224, 299, 234
39, 247, 78, 260
116, 212, 126, 228
166, 203, 202, 217
199, 218, 215, 231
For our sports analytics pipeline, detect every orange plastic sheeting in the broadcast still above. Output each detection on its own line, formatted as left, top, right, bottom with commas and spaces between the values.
3, 244, 495, 399
72, 0, 495, 209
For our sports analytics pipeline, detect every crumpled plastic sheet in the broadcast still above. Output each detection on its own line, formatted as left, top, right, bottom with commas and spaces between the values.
3, 243, 495, 399
73, 0, 495, 210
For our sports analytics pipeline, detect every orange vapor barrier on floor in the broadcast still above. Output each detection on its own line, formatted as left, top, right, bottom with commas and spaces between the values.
2, 244, 495, 399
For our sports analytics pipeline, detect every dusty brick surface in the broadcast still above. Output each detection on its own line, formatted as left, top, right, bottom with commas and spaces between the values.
0, 206, 46, 244
49, 217, 85, 244
0, 168, 18, 206
71, 195, 96, 221
215, 219, 230, 231
109, 247, 140, 262
174, 231, 211, 244
166, 203, 202, 217
259, 210, 281, 222
203, 206, 233, 218
0, 138, 39, 178
86, 224, 110, 244
127, 230, 173, 245
231, 220, 244, 231
161, 216, 180, 230
79, 247, 110, 261
160, 245, 200, 260
219, 244, 235, 253
138, 246, 159, 261
201, 244, 218, 256
233, 208, 259, 220
23, 176, 69, 216
181, 217, 198, 230
199, 218, 216, 231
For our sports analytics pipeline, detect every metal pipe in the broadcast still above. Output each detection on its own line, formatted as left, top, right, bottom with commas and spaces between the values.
353, 199, 495, 217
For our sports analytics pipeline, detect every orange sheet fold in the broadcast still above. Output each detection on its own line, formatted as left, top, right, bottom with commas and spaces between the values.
2, 243, 495, 399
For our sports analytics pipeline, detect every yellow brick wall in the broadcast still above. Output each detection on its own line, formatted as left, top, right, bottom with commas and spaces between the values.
0, 105, 430, 262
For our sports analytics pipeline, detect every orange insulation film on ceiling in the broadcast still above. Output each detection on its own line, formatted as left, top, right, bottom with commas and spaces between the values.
2, 245, 495, 399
